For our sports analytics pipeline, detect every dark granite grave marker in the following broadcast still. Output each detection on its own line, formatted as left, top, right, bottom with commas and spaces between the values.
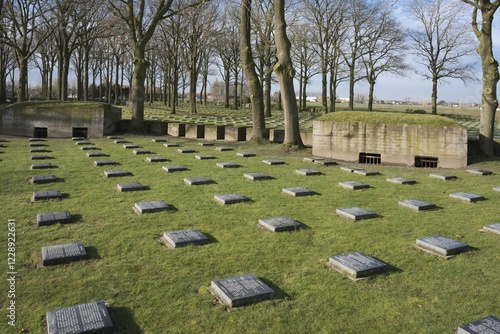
46, 300, 115, 334
340, 166, 365, 172
258, 216, 302, 232
152, 138, 167, 142
133, 149, 151, 155
37, 211, 72, 226
415, 234, 469, 257
216, 147, 233, 151
449, 192, 485, 202
244, 173, 273, 181
387, 177, 416, 185
31, 163, 55, 170
94, 160, 116, 166
237, 152, 256, 157
40, 242, 87, 266
466, 169, 493, 175
214, 194, 249, 205
86, 152, 106, 157
339, 181, 369, 190
315, 160, 337, 166
108, 135, 122, 139
210, 274, 275, 308
114, 139, 128, 143
263, 159, 285, 165
482, 223, 500, 235
217, 162, 240, 168
72, 137, 85, 141
398, 199, 436, 211
104, 170, 131, 178
429, 173, 457, 180
29, 138, 46, 142
76, 141, 92, 146
32, 190, 62, 202
195, 155, 216, 160
178, 148, 195, 153
133, 200, 169, 214
282, 187, 315, 197
303, 157, 323, 162
162, 165, 187, 172
146, 156, 167, 162
456, 315, 500, 334
336, 207, 377, 220
184, 177, 214, 185
296, 169, 321, 176
80, 146, 99, 151
29, 143, 46, 147
163, 143, 180, 147
31, 175, 58, 184
199, 142, 214, 146
161, 229, 209, 248
123, 144, 140, 149
353, 169, 380, 176
31, 155, 51, 160
117, 182, 147, 192
327, 252, 387, 280
30, 148, 50, 153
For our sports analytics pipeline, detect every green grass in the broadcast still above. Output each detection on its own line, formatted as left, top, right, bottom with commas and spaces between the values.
1, 135, 500, 334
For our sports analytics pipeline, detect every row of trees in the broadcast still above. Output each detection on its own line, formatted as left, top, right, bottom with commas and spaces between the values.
0, 0, 498, 153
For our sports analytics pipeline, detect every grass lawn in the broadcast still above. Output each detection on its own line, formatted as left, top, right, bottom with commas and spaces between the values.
1, 134, 500, 334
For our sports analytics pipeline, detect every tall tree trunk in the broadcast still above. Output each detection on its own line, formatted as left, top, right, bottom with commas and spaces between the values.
233, 69, 238, 109
264, 72, 272, 116
84, 50, 90, 101
17, 56, 28, 102
274, 0, 304, 148
115, 54, 120, 105
130, 45, 147, 132
189, 69, 197, 114
241, 0, 267, 142
368, 80, 375, 112
320, 48, 328, 112
431, 74, 438, 114
348, 54, 356, 110
224, 66, 230, 108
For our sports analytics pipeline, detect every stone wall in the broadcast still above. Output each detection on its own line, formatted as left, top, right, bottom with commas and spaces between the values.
0, 103, 121, 138
312, 120, 467, 168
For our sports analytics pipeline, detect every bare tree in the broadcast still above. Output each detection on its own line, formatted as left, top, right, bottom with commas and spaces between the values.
461, 0, 500, 156
408, 0, 477, 114
241, 0, 267, 142
274, 0, 303, 148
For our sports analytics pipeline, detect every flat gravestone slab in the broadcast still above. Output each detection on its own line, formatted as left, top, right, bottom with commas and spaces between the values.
415, 234, 469, 258
37, 211, 72, 226
29, 138, 47, 142
450, 192, 485, 202
29, 143, 47, 147
133, 200, 169, 214
340, 166, 365, 172
40, 242, 87, 266
482, 223, 500, 235
353, 169, 380, 176
258, 216, 302, 232
163, 143, 180, 147
210, 274, 275, 308
387, 177, 416, 185
30, 148, 50, 153
430, 173, 457, 180
31, 155, 51, 160
146, 156, 167, 162
32, 190, 62, 202
457, 315, 500, 334
263, 159, 285, 165
86, 152, 106, 157
214, 194, 249, 205
108, 135, 122, 139
303, 156, 324, 162
328, 252, 387, 280
217, 162, 240, 168
46, 300, 115, 334
94, 160, 116, 166
31, 175, 58, 184
117, 182, 147, 192
80, 146, 99, 151
72, 137, 86, 141
215, 147, 233, 151
339, 181, 369, 190
199, 142, 214, 146
162, 165, 187, 172
162, 229, 209, 248
296, 169, 321, 176
184, 177, 214, 185
123, 144, 139, 149
315, 159, 337, 166
282, 187, 315, 197
398, 199, 436, 211
236, 152, 256, 158
31, 163, 55, 170
114, 139, 128, 143
103, 170, 131, 178
76, 141, 92, 145
152, 138, 167, 142
467, 169, 493, 175
178, 148, 195, 153
493, 186, 500, 192
244, 173, 273, 181
195, 154, 216, 160
133, 149, 151, 155
336, 207, 377, 220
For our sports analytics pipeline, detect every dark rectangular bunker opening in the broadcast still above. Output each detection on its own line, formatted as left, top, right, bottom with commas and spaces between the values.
237, 127, 247, 141
178, 124, 186, 137
359, 152, 381, 164
197, 125, 205, 138
33, 127, 48, 138
415, 156, 438, 168
216, 126, 225, 140
72, 127, 88, 138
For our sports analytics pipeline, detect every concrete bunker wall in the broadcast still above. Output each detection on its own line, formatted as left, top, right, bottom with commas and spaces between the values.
312, 120, 467, 168
0, 103, 122, 138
